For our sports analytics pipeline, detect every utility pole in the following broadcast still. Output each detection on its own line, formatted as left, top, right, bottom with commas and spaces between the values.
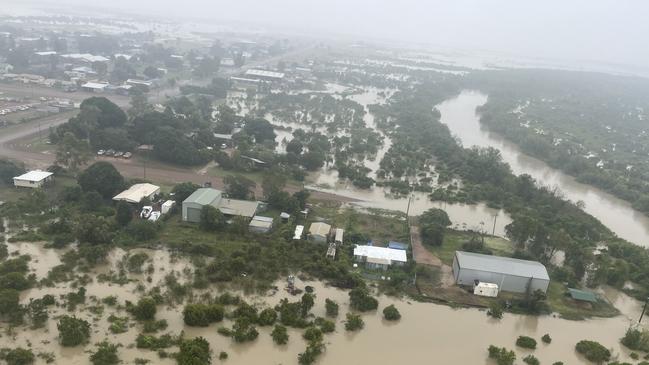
640, 296, 649, 323
492, 213, 498, 236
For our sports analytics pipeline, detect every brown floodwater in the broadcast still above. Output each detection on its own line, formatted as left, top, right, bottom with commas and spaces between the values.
437, 90, 649, 247
3, 240, 645, 365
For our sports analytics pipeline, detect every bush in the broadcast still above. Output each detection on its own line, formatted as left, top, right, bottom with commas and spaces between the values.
89, 341, 119, 365
344, 313, 364, 332
257, 308, 277, 326
516, 336, 537, 349
621, 327, 649, 352
183, 303, 224, 327
131, 297, 157, 321
523, 355, 539, 365
135, 334, 176, 350
325, 298, 339, 317
232, 318, 258, 343
575, 340, 611, 363
219, 351, 228, 360
487, 345, 516, 365
142, 319, 168, 333
542, 334, 552, 344
302, 327, 323, 342
349, 287, 378, 312
2, 348, 35, 365
57, 315, 91, 346
271, 325, 289, 345
382, 305, 401, 321
176, 337, 211, 365
314, 317, 335, 333
297, 341, 325, 365
487, 302, 503, 319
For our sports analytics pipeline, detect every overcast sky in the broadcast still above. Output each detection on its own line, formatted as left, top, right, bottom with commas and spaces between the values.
14, 0, 649, 70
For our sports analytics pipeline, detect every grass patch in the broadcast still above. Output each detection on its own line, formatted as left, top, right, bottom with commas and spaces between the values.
545, 281, 619, 320
425, 230, 513, 265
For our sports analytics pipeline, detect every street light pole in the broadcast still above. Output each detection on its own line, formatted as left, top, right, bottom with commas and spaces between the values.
640, 296, 649, 323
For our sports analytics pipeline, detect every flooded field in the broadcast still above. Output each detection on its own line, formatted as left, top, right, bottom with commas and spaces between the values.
2, 237, 645, 365
437, 90, 649, 247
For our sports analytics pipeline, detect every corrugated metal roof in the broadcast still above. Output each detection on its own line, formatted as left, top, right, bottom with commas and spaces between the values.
309, 222, 331, 237
455, 251, 549, 280
14, 170, 53, 182
568, 288, 597, 303
354, 245, 408, 263
113, 183, 160, 204
184, 188, 222, 206
218, 199, 258, 218
245, 69, 285, 79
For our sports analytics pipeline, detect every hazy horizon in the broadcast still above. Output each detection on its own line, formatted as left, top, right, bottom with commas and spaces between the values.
4, 0, 648, 73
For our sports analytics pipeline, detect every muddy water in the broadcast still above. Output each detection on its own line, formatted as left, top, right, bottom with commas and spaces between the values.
438, 90, 649, 247
3, 239, 644, 365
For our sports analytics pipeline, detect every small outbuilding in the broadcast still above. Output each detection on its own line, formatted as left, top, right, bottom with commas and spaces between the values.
473, 282, 499, 297
567, 288, 597, 303
353, 245, 408, 270
452, 251, 550, 294
293, 225, 304, 240
387, 241, 408, 250
161, 200, 176, 215
308, 222, 331, 243
249, 216, 273, 234
113, 183, 160, 204
334, 228, 344, 245
13, 170, 53, 188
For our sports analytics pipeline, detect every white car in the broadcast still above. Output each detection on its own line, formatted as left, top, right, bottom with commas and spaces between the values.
148, 211, 161, 222
140, 206, 153, 219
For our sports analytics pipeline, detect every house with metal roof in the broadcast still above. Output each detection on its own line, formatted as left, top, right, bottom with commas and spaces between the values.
113, 183, 160, 204
308, 222, 332, 243
182, 188, 259, 223
244, 69, 285, 81
13, 170, 53, 188
353, 245, 408, 270
249, 216, 273, 234
452, 251, 550, 294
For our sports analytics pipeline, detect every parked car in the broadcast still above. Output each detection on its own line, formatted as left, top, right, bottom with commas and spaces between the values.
105, 149, 115, 156
114, 151, 124, 158
123, 152, 132, 159
148, 211, 161, 222
140, 206, 153, 219
97, 150, 105, 156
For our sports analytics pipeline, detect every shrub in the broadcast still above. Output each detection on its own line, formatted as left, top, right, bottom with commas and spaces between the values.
516, 336, 537, 349
232, 318, 258, 343
487, 345, 516, 365
382, 305, 401, 321
257, 308, 277, 326
348, 287, 378, 312
542, 334, 552, 344
621, 327, 649, 352
325, 298, 339, 317
271, 325, 289, 345
219, 351, 228, 360
176, 337, 211, 365
131, 297, 157, 321
487, 302, 503, 319
89, 341, 119, 365
297, 340, 325, 365
523, 355, 540, 365
314, 317, 335, 333
57, 316, 91, 346
135, 334, 176, 350
217, 327, 232, 337
143, 319, 168, 333
2, 348, 35, 365
302, 327, 323, 342
183, 303, 224, 327
344, 313, 364, 332
575, 340, 611, 363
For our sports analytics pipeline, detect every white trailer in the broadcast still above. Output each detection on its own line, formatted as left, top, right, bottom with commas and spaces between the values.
473, 282, 499, 297
161, 200, 175, 215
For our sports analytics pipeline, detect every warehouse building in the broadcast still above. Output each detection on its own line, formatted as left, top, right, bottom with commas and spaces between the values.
452, 251, 550, 294
182, 188, 259, 223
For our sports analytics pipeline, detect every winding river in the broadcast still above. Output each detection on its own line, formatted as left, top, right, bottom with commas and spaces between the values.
438, 90, 649, 247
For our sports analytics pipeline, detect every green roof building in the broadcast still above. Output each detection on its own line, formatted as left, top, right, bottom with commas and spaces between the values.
567, 288, 598, 303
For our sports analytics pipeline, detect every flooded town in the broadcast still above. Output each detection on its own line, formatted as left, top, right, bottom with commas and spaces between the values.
0, 1, 648, 365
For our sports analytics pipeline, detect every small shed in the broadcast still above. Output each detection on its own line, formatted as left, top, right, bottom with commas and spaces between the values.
280, 212, 291, 222
388, 241, 408, 250
473, 282, 499, 297
182, 188, 222, 222
568, 288, 597, 303
334, 228, 344, 245
161, 200, 175, 215
113, 183, 160, 204
13, 170, 53, 188
293, 225, 304, 240
249, 216, 273, 234
308, 222, 331, 243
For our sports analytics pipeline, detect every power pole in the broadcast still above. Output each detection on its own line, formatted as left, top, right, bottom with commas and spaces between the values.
640, 296, 649, 323
492, 213, 498, 236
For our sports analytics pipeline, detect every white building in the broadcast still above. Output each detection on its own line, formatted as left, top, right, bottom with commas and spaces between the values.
334, 228, 344, 245
244, 69, 285, 81
13, 170, 53, 188
293, 225, 304, 240
113, 183, 160, 204
249, 216, 273, 234
353, 245, 408, 270
81, 82, 109, 93
308, 222, 331, 243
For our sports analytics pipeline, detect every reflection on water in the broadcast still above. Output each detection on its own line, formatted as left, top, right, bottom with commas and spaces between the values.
437, 90, 649, 247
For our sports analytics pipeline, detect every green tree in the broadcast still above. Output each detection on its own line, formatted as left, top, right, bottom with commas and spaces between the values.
242, 117, 276, 144
2, 348, 35, 365
131, 297, 157, 321
257, 308, 277, 326
57, 315, 91, 346
128, 91, 153, 119
325, 299, 339, 317
382, 304, 401, 321
0, 288, 21, 319
516, 336, 537, 349
171, 182, 200, 203
300, 293, 315, 317
80, 97, 127, 129
487, 345, 516, 365
90, 341, 119, 365
344, 313, 364, 331
223, 175, 256, 200
75, 215, 113, 245
349, 287, 378, 312
176, 337, 211, 365
575, 340, 611, 363
78, 162, 124, 199
420, 208, 452, 247
56, 132, 91, 171
271, 325, 289, 345
115, 201, 133, 226
0, 160, 25, 185
200, 206, 226, 232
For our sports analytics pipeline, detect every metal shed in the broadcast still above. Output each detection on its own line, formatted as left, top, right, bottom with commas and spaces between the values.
452, 251, 550, 294
182, 188, 222, 223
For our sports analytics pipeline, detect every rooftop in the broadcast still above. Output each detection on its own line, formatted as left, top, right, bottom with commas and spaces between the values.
14, 170, 53, 182
354, 245, 408, 263
81, 82, 109, 89
388, 241, 408, 250
245, 69, 285, 79
309, 222, 331, 237
218, 198, 259, 218
568, 288, 597, 303
113, 183, 160, 204
454, 251, 550, 280
184, 188, 222, 206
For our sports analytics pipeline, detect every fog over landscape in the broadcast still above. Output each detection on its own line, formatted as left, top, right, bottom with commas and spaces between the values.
6, 0, 649, 75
